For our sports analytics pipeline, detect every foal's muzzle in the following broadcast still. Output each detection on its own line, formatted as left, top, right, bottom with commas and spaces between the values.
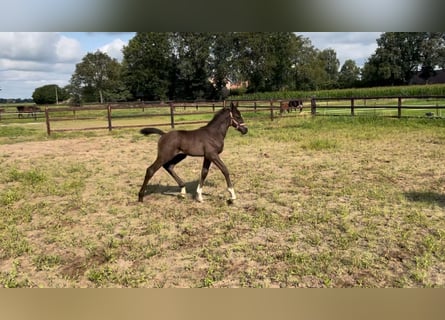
230, 112, 248, 134
237, 124, 248, 135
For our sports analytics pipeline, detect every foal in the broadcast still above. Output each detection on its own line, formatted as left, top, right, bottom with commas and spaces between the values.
138, 103, 248, 203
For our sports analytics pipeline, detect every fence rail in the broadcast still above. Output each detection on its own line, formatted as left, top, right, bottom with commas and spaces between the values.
2, 96, 444, 134
44, 101, 230, 135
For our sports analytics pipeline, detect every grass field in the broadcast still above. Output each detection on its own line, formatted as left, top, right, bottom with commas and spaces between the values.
0, 114, 444, 287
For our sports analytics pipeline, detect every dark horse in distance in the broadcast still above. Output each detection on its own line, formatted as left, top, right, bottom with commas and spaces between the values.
138, 102, 248, 203
17, 105, 41, 120
280, 99, 303, 115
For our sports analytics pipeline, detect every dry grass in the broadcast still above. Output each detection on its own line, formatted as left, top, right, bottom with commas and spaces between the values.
0, 116, 444, 287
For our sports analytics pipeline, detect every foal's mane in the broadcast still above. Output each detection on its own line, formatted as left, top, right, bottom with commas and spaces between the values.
206, 107, 230, 126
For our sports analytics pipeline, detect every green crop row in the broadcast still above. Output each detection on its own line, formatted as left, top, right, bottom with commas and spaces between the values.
232, 84, 445, 100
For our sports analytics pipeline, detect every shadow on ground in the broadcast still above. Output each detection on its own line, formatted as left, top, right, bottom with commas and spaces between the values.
404, 191, 445, 208
143, 180, 200, 197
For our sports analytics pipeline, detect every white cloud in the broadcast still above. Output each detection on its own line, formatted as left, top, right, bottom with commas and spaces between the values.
299, 32, 381, 67
0, 32, 82, 65
99, 38, 127, 61
0, 32, 83, 98
55, 35, 84, 63
0, 33, 58, 62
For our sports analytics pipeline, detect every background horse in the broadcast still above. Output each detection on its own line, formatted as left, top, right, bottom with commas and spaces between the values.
17, 105, 41, 120
280, 99, 303, 114
138, 102, 248, 203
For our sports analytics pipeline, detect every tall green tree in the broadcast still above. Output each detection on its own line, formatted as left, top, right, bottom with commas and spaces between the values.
234, 32, 299, 93
121, 32, 172, 100
318, 49, 340, 89
32, 84, 69, 104
70, 51, 123, 103
338, 59, 361, 88
418, 32, 445, 82
292, 36, 321, 91
268, 32, 299, 91
210, 32, 238, 100
361, 32, 445, 86
170, 32, 214, 100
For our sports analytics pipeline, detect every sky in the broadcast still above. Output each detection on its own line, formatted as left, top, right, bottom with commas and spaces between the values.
0, 32, 382, 99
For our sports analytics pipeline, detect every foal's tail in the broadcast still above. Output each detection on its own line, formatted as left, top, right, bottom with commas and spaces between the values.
140, 128, 165, 136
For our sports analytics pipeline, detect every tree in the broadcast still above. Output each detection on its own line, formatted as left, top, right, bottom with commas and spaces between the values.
32, 84, 69, 104
170, 32, 215, 100
318, 49, 340, 89
361, 32, 445, 86
338, 59, 361, 88
267, 32, 299, 91
121, 32, 172, 101
292, 36, 321, 91
417, 32, 445, 83
292, 35, 343, 91
233, 32, 300, 93
70, 51, 122, 104
210, 32, 238, 100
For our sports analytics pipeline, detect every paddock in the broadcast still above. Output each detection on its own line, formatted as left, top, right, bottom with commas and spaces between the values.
0, 116, 444, 287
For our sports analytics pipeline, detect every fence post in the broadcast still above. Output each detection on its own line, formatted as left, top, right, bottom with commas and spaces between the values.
254, 101, 257, 112
270, 100, 274, 121
398, 97, 402, 118
107, 104, 112, 131
311, 97, 317, 116
170, 103, 175, 128
45, 107, 51, 135
351, 98, 355, 116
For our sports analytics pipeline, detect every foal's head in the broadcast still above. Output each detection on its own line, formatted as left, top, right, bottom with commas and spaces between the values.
229, 103, 248, 135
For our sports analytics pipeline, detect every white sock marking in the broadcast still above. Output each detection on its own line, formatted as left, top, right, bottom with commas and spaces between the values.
196, 184, 203, 202
228, 187, 236, 200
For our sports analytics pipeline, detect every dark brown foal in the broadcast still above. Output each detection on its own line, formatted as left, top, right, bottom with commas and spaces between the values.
138, 103, 248, 202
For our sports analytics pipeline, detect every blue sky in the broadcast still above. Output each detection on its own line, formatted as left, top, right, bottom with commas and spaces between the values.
0, 32, 380, 99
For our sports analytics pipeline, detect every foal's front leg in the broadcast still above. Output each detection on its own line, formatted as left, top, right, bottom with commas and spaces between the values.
210, 155, 237, 203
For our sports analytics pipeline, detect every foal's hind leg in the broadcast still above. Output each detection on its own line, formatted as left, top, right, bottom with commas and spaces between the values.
138, 158, 164, 202
196, 158, 211, 202
163, 153, 187, 197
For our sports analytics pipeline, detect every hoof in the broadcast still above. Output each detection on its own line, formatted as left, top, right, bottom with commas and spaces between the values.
180, 187, 187, 198
226, 198, 235, 205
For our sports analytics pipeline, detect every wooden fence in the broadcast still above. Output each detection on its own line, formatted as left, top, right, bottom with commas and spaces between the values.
306, 95, 445, 117
43, 100, 291, 135
44, 101, 231, 135
2, 96, 444, 135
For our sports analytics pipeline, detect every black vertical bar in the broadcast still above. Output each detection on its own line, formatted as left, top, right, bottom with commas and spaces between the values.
45, 107, 51, 135
351, 98, 355, 116
398, 97, 402, 118
311, 97, 317, 115
170, 103, 175, 128
107, 104, 112, 131
270, 100, 274, 121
